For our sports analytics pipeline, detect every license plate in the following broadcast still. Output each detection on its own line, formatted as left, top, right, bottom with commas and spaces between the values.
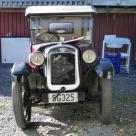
48, 92, 78, 103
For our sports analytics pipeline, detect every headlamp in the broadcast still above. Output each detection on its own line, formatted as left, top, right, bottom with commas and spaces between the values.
30, 51, 45, 66
82, 50, 96, 63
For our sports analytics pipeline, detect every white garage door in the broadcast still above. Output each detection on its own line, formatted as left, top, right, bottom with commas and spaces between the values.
1, 38, 30, 63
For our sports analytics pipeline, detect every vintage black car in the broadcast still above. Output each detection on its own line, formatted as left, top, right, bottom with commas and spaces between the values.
11, 6, 114, 129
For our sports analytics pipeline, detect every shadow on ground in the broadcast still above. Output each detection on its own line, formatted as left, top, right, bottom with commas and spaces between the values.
0, 63, 136, 135
22, 103, 98, 136
0, 64, 12, 96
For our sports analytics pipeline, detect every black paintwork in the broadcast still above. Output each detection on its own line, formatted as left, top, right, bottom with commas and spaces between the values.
95, 58, 114, 79
11, 41, 114, 105
11, 62, 30, 76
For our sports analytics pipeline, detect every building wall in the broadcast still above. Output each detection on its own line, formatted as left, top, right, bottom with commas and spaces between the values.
0, 0, 91, 7
93, 13, 136, 60
0, 10, 29, 60
0, 10, 136, 60
92, 0, 136, 6
0, 10, 29, 37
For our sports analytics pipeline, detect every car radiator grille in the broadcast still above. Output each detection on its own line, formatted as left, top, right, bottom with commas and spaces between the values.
50, 53, 75, 85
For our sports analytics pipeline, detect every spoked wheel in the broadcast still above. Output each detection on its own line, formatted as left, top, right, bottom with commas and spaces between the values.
12, 76, 31, 129
98, 78, 112, 124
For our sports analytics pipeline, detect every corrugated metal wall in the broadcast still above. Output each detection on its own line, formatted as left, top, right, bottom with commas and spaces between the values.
0, 0, 91, 7
93, 13, 136, 60
0, 11, 29, 37
0, 10, 29, 60
92, 0, 136, 6
0, 11, 136, 60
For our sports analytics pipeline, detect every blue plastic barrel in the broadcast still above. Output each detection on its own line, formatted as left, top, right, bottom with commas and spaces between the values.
104, 52, 121, 74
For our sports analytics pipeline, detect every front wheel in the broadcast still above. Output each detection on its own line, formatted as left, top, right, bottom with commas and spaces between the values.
12, 76, 31, 129
99, 78, 112, 124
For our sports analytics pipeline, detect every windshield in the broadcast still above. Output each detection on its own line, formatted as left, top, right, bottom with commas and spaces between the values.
30, 16, 93, 44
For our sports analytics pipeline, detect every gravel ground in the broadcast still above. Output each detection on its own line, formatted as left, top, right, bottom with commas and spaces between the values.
0, 63, 136, 136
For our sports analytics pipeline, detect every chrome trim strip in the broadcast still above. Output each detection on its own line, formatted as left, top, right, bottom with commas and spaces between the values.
32, 37, 84, 51
44, 43, 80, 91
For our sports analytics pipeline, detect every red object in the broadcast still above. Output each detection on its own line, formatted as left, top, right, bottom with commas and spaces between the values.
0, 11, 29, 37
93, 13, 136, 60
0, 11, 136, 61
27, 61, 36, 69
31, 45, 41, 53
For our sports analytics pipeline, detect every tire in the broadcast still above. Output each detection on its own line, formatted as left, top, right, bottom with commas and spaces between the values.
12, 76, 31, 129
99, 78, 112, 124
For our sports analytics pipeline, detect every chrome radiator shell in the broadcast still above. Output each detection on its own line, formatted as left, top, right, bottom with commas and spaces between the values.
44, 43, 80, 91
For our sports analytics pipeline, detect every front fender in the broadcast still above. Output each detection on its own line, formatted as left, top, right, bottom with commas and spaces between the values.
95, 58, 114, 79
11, 62, 30, 76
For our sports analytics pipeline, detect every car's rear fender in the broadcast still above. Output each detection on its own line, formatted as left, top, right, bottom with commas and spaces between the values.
95, 58, 114, 79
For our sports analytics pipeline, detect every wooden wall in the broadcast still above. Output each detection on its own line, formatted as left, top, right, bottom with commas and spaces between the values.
0, 10, 136, 60
93, 13, 136, 60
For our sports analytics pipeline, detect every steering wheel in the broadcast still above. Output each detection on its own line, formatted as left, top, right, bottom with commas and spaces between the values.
35, 31, 59, 43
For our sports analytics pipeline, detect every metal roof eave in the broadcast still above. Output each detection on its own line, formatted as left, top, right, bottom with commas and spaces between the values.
92, 0, 136, 6
25, 6, 96, 16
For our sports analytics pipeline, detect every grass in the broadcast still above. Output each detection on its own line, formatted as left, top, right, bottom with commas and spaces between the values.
0, 101, 5, 109
116, 95, 136, 103
68, 124, 83, 133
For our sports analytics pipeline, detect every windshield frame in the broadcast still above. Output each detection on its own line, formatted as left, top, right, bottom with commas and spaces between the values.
29, 15, 93, 45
